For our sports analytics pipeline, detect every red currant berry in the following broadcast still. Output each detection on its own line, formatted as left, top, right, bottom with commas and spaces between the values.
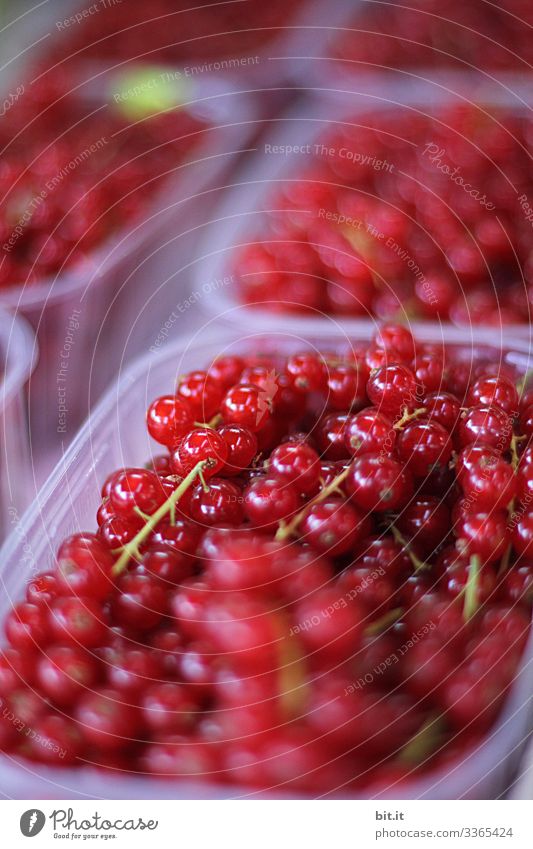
269, 442, 321, 495
285, 352, 327, 393
5, 603, 50, 650
456, 512, 510, 565
49, 597, 106, 647
300, 498, 369, 556
344, 407, 395, 456
172, 427, 228, 478
189, 478, 244, 527
217, 424, 258, 475
112, 573, 168, 631
345, 454, 413, 512
458, 406, 512, 451
56, 533, 114, 600
176, 370, 223, 420
141, 683, 198, 734
467, 374, 519, 416
221, 383, 272, 432
367, 364, 419, 417
397, 420, 452, 477
108, 468, 167, 518
243, 476, 300, 530
146, 395, 194, 447
75, 688, 141, 750
37, 645, 99, 706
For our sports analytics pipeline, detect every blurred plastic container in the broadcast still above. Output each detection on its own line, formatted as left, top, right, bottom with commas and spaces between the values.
0, 324, 531, 799
0, 309, 37, 540
45, 0, 354, 93
194, 88, 533, 338
0, 84, 257, 460
298, 0, 533, 96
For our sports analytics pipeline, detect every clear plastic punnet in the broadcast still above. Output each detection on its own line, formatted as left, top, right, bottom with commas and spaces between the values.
193, 87, 533, 340
0, 84, 257, 456
0, 310, 37, 541
0, 323, 531, 800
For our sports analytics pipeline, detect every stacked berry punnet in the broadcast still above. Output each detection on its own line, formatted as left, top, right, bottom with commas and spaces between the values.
1, 323, 532, 794
0, 83, 205, 289
234, 105, 533, 325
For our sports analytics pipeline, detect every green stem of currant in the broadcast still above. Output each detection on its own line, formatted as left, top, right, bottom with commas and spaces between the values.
111, 459, 211, 576
516, 368, 533, 398
275, 465, 353, 542
398, 714, 444, 765
193, 414, 223, 429
393, 406, 427, 430
364, 607, 404, 637
390, 526, 431, 571
463, 554, 482, 622
499, 433, 525, 575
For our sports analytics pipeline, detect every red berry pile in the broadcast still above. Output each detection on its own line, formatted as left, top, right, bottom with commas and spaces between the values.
235, 105, 533, 324
333, 0, 533, 71
0, 84, 205, 288
1, 324, 531, 794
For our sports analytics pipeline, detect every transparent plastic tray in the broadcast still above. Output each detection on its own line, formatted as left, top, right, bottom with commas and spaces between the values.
0, 85, 257, 459
296, 0, 533, 98
50, 0, 354, 93
0, 310, 37, 541
0, 323, 531, 799
194, 87, 533, 339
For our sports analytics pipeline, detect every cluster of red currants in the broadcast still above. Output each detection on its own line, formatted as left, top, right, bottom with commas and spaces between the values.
333, 0, 533, 71
0, 82, 205, 289
235, 105, 533, 325
0, 324, 531, 794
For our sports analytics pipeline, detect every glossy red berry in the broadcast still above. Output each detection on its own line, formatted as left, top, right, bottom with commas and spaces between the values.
457, 406, 512, 451
467, 374, 519, 416
172, 427, 228, 478
269, 442, 321, 494
344, 407, 395, 456
345, 454, 413, 512
397, 420, 452, 478
300, 498, 368, 556
366, 364, 420, 417
220, 383, 272, 432
108, 468, 167, 518
217, 424, 258, 475
176, 370, 223, 420
146, 395, 194, 447
243, 476, 300, 530
56, 533, 115, 600
189, 478, 244, 527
